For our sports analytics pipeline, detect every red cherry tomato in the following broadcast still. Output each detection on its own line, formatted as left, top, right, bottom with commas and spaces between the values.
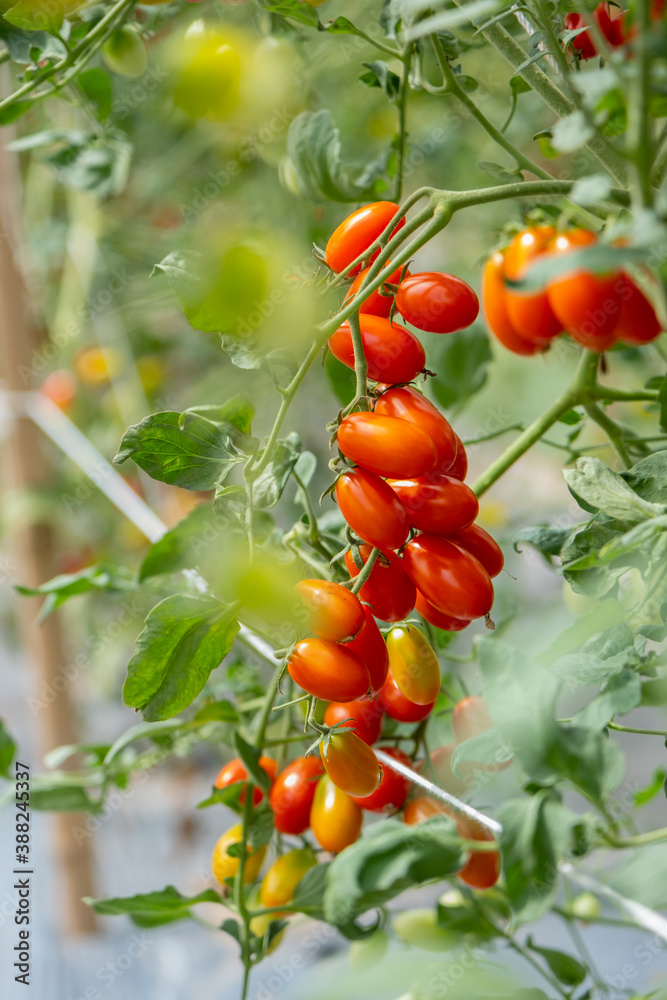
403, 534, 494, 621
294, 579, 365, 641
415, 590, 471, 632
546, 230, 621, 352
335, 469, 409, 551
352, 747, 411, 813
564, 4, 625, 59
395, 271, 479, 334
326, 202, 404, 275
403, 799, 500, 889
387, 472, 479, 534
504, 227, 562, 345
344, 544, 416, 623
324, 698, 383, 745
482, 251, 544, 356
329, 315, 426, 384
345, 262, 405, 317
270, 756, 324, 835
320, 729, 381, 797
563, 10, 598, 58
374, 386, 457, 472
215, 756, 278, 805
337, 412, 437, 479
344, 605, 390, 694
378, 669, 435, 723
614, 274, 662, 345
310, 776, 362, 853
448, 433, 468, 481
288, 638, 370, 701
446, 524, 504, 578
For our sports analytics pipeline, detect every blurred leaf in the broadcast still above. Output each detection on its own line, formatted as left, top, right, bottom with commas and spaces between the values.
0, 721, 16, 779
10, 128, 132, 197
324, 16, 368, 36
139, 504, 221, 582
404, 0, 503, 39
252, 432, 301, 509
258, 0, 320, 27
451, 728, 513, 777
3, 0, 62, 33
570, 173, 613, 206
550, 625, 639, 686
188, 395, 255, 438
85, 886, 221, 927
359, 61, 401, 101
526, 941, 586, 986
437, 897, 498, 936
290, 862, 329, 913
478, 161, 522, 182
429, 327, 491, 411
193, 700, 239, 724
0, 100, 34, 124
572, 669, 642, 729
622, 451, 667, 504
513, 524, 575, 561
197, 783, 244, 811
77, 69, 113, 121
247, 804, 275, 849
563, 458, 667, 524
550, 111, 594, 153
123, 596, 239, 721
31, 784, 101, 813
634, 770, 667, 807
234, 732, 272, 795
0, 18, 66, 61
16, 564, 135, 622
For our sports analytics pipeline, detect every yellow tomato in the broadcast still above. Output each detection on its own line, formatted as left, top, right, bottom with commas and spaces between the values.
74, 346, 122, 385
211, 823, 266, 886
249, 912, 285, 952
259, 849, 317, 912
386, 625, 440, 705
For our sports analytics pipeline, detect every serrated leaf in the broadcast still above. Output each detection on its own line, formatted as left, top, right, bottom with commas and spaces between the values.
252, 432, 301, 509
359, 61, 401, 101
16, 564, 135, 622
572, 669, 642, 729
513, 524, 574, 561
563, 458, 667, 524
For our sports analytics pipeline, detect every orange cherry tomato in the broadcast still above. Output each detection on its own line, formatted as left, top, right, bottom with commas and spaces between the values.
320, 729, 381, 797
403, 534, 494, 621
482, 251, 544, 356
386, 624, 441, 706
395, 272, 479, 334
329, 315, 426, 384
260, 848, 317, 910
614, 274, 662, 345
310, 776, 362, 853
374, 385, 457, 472
270, 755, 324, 835
379, 669, 435, 723
337, 412, 437, 479
452, 695, 494, 744
344, 544, 416, 623
326, 202, 404, 275
294, 578, 365, 641
448, 433, 468, 481
345, 262, 405, 317
214, 756, 278, 805
41, 370, 78, 411
415, 590, 471, 632
336, 468, 410, 551
446, 524, 504, 578
416, 744, 468, 798
344, 605, 390, 694
288, 638, 370, 701
324, 697, 383, 745
352, 747, 411, 813
504, 227, 562, 345
387, 472, 479, 534
546, 230, 621, 352
403, 795, 446, 825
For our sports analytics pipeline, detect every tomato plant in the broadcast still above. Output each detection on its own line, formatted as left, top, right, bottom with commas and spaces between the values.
395, 271, 480, 333
344, 544, 416, 622
214, 756, 277, 806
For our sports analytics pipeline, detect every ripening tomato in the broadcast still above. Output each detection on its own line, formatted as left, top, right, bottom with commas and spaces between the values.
386, 625, 441, 706
310, 776, 362, 853
212, 823, 266, 885
214, 756, 278, 806
324, 698, 383, 745
344, 606, 390, 694
345, 263, 405, 317
352, 748, 411, 813
614, 274, 662, 345
451, 695, 494, 744
403, 534, 494, 621
328, 315, 426, 385
416, 744, 468, 798
288, 638, 370, 701
326, 202, 404, 275
320, 729, 381, 797
388, 473, 479, 535
294, 579, 365, 641
503, 227, 562, 345
270, 756, 323, 835
102, 26, 148, 78
446, 524, 504, 578
402, 800, 500, 888
415, 591, 471, 632
337, 413, 437, 479
344, 544, 416, 623
546, 230, 621, 352
41, 370, 77, 411
335, 469, 409, 551
395, 272, 479, 334
482, 251, 544, 356
564, 4, 625, 60
260, 849, 317, 910
379, 669, 435, 723
448, 434, 468, 481
403, 796, 447, 825
374, 386, 457, 472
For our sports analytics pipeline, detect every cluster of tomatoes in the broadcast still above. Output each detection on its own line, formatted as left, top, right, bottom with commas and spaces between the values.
563, 1, 665, 62
483, 226, 662, 355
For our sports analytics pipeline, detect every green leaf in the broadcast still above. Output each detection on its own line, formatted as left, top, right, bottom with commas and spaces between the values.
16, 565, 135, 622
123, 596, 239, 721
193, 700, 239, 724
0, 19, 66, 62
324, 16, 369, 38
139, 504, 225, 581
197, 783, 244, 811
634, 769, 667, 807
233, 732, 272, 795
550, 624, 639, 686
0, 100, 34, 124
550, 111, 595, 153
252, 432, 301, 509
622, 451, 667, 505
404, 0, 503, 39
0, 720, 16, 778
188, 395, 255, 439
85, 886, 221, 927
526, 941, 587, 986
247, 804, 275, 849
30, 784, 101, 813
286, 110, 385, 203
115, 411, 243, 491
258, 0, 320, 28
290, 862, 329, 914
513, 524, 574, 561
359, 61, 401, 101
436, 897, 499, 936
12, 129, 132, 198
451, 728, 513, 777
77, 69, 113, 121
429, 327, 491, 411
4, 0, 62, 34
569, 173, 613, 206
572, 668, 642, 729
563, 458, 667, 524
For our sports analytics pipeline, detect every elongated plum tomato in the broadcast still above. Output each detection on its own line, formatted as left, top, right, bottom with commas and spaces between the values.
326, 202, 404, 275
446, 524, 504, 578
337, 413, 437, 479
102, 26, 148, 79
379, 669, 435, 723
320, 729, 381, 797
335, 469, 409, 551
402, 800, 500, 889
288, 638, 370, 701
324, 698, 383, 746
374, 386, 457, 472
352, 747, 411, 813
448, 433, 468, 481
395, 272, 479, 334
345, 263, 405, 318
403, 534, 494, 621
294, 578, 364, 641
388, 473, 479, 534
482, 251, 543, 356
386, 625, 440, 705
214, 756, 277, 805
344, 544, 416, 623
310, 776, 362, 853
415, 591, 471, 632
546, 230, 621, 352
329, 316, 426, 384
503, 227, 562, 345
344, 605, 389, 694
612, 273, 662, 345
269, 756, 323, 835
212, 823, 266, 885
260, 849, 317, 910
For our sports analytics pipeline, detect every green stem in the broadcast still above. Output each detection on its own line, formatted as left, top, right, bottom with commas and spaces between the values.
629, 0, 653, 208
293, 470, 321, 547
500, 930, 571, 999
595, 387, 659, 402
394, 48, 412, 202
605, 826, 667, 848
607, 722, 667, 736
348, 310, 369, 403
584, 402, 632, 468
350, 546, 380, 594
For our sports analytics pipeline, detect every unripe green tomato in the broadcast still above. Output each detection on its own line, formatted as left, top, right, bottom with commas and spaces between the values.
102, 26, 148, 79
349, 929, 388, 972
171, 20, 250, 121
393, 909, 457, 952
570, 892, 601, 921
